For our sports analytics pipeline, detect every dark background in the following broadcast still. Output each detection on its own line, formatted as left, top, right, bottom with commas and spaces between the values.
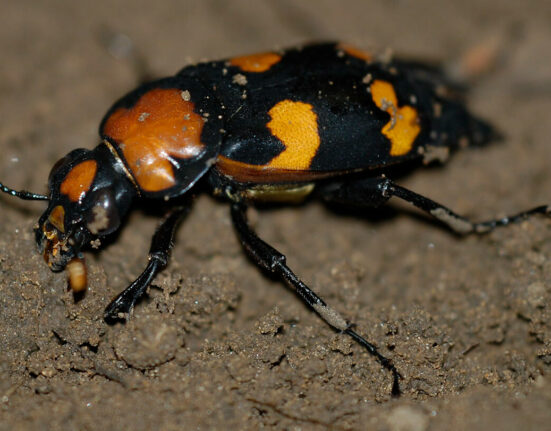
1, 1, 550, 429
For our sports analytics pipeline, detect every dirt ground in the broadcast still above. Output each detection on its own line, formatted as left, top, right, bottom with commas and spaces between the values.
1, 1, 551, 430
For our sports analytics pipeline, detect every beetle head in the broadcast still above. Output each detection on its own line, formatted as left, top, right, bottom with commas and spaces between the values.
36, 145, 136, 283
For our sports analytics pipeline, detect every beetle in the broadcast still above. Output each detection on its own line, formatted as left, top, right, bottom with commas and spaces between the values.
1, 42, 548, 396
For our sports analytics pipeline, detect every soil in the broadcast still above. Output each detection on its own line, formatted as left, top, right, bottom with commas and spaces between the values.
1, 1, 551, 430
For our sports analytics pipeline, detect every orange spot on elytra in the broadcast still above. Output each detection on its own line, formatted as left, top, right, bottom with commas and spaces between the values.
60, 160, 97, 202
338, 43, 373, 62
48, 205, 65, 233
229, 52, 282, 73
370, 80, 421, 156
266, 100, 320, 170
103, 88, 205, 192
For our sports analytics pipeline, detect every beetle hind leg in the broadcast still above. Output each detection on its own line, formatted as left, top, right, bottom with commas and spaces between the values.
321, 176, 550, 235
104, 205, 189, 321
231, 201, 401, 397
388, 182, 550, 234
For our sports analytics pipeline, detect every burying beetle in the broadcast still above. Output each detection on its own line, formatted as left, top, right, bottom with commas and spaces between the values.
2, 42, 549, 396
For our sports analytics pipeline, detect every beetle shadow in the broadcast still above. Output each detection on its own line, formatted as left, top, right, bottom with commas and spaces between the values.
323, 199, 467, 236
72, 289, 86, 303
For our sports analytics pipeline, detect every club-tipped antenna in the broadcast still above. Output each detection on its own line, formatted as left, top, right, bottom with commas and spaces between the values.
0, 181, 48, 201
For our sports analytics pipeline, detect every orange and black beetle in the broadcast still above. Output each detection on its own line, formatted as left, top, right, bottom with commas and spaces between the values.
2, 42, 548, 396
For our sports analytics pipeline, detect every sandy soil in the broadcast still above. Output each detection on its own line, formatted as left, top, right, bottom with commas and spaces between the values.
1, 1, 551, 430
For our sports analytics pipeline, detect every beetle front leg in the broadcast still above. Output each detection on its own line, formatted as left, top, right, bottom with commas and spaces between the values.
231, 201, 401, 396
104, 206, 189, 321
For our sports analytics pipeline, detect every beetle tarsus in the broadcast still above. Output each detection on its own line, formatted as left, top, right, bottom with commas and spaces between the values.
344, 328, 401, 397
104, 258, 162, 321
104, 206, 188, 322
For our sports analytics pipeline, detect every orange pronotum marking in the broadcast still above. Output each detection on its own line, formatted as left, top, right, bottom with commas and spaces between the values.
102, 88, 205, 192
370, 80, 421, 156
338, 43, 373, 62
229, 52, 282, 73
266, 100, 320, 170
60, 160, 97, 202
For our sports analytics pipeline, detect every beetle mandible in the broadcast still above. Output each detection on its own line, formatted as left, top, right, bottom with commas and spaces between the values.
2, 42, 549, 396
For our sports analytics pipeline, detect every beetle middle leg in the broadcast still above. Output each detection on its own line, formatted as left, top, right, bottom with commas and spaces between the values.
104, 205, 189, 321
230, 201, 401, 396
321, 176, 550, 235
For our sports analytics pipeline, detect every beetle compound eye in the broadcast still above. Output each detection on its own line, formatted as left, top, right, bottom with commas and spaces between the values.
85, 188, 121, 235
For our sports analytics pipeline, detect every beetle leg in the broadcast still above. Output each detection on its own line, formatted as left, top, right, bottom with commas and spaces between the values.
322, 176, 550, 235
231, 201, 401, 396
388, 182, 550, 234
104, 206, 189, 321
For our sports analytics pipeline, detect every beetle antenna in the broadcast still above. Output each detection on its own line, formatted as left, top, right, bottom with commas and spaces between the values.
0, 181, 49, 201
